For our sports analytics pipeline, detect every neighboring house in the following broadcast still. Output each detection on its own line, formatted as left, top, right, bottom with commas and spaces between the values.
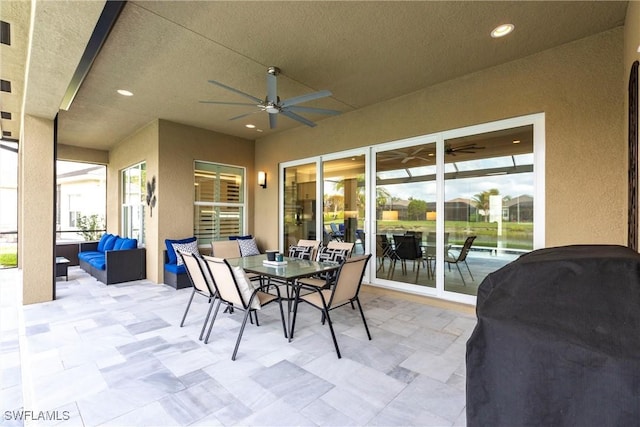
56, 165, 106, 242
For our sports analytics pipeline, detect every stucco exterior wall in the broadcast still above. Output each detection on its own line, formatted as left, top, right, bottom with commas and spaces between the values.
156, 120, 254, 284
107, 120, 159, 281
255, 28, 625, 251
624, 1, 640, 248
20, 115, 55, 304
57, 144, 109, 165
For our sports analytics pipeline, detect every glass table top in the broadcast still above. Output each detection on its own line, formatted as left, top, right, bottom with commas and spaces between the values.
227, 254, 340, 280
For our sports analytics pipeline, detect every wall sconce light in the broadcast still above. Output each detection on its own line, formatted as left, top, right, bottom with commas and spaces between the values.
258, 171, 267, 188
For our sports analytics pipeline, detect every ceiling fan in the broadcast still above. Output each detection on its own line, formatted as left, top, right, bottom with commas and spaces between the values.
445, 143, 485, 156
380, 147, 433, 164
200, 66, 341, 129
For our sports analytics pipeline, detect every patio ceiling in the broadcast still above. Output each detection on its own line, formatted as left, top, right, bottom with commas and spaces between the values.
1, 1, 628, 151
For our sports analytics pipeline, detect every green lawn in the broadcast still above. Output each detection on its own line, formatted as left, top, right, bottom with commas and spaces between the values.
322, 216, 534, 250
0, 247, 17, 268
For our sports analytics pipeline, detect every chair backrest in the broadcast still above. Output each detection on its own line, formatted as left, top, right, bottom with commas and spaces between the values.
297, 239, 321, 260
329, 254, 371, 308
211, 240, 240, 258
426, 232, 450, 256
201, 255, 246, 308
327, 241, 354, 257
330, 223, 340, 233
392, 234, 421, 259
288, 244, 314, 260
405, 231, 423, 241
456, 236, 477, 262
177, 250, 214, 297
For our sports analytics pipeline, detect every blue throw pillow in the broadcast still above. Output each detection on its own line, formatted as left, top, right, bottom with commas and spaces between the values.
103, 234, 118, 251
113, 237, 125, 250
120, 238, 137, 250
97, 233, 112, 252
165, 237, 197, 264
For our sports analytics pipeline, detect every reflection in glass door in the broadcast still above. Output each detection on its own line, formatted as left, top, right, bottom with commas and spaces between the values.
322, 155, 366, 254
443, 125, 534, 296
282, 162, 317, 248
375, 141, 437, 287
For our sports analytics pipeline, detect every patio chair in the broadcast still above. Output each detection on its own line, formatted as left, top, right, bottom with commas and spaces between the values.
329, 223, 344, 241
445, 235, 476, 286
390, 234, 423, 283
297, 246, 351, 289
295, 239, 321, 260
291, 254, 372, 358
200, 255, 287, 360
211, 240, 241, 258
177, 250, 217, 341
211, 240, 261, 283
327, 241, 354, 257
376, 234, 393, 273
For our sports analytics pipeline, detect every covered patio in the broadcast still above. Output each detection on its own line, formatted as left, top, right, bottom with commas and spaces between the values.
1, 267, 474, 426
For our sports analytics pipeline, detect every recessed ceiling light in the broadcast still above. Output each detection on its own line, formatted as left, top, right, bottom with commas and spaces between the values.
637, 44, 640, 53
117, 89, 133, 96
428, 153, 435, 157
512, 139, 521, 144
491, 23, 515, 38
256, 129, 263, 132
245, 124, 256, 129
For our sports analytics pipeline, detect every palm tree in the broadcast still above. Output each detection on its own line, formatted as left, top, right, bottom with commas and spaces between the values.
472, 189, 500, 222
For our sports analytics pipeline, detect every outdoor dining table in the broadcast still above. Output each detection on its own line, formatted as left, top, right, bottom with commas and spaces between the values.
226, 254, 342, 339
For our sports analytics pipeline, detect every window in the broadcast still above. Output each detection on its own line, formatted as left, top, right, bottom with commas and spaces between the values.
194, 161, 245, 246
56, 161, 106, 242
121, 162, 146, 244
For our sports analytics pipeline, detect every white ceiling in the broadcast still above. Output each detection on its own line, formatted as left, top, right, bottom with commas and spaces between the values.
1, 1, 628, 151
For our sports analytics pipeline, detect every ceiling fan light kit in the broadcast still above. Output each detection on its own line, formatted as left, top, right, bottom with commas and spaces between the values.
201, 66, 340, 129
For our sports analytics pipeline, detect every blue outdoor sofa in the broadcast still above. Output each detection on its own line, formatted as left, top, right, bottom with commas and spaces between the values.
78, 233, 146, 285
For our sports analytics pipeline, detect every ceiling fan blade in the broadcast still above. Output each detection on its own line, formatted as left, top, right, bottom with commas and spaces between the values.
281, 110, 317, 127
280, 90, 332, 108
207, 80, 263, 104
229, 110, 260, 121
269, 113, 277, 129
266, 72, 277, 104
286, 105, 341, 116
199, 101, 258, 106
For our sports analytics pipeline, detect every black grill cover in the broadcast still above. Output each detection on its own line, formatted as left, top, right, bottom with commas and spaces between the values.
466, 245, 640, 427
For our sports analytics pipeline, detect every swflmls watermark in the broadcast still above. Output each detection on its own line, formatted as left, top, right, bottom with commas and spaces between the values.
4, 410, 71, 422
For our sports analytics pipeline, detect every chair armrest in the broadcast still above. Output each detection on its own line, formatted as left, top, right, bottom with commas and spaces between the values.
105, 247, 146, 284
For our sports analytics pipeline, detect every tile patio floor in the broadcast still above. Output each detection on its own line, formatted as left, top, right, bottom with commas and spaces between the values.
1, 267, 476, 426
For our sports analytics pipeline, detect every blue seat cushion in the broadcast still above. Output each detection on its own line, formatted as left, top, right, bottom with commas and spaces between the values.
164, 263, 186, 275
88, 256, 106, 270
97, 233, 113, 252
78, 251, 103, 262
228, 235, 253, 240
165, 237, 196, 265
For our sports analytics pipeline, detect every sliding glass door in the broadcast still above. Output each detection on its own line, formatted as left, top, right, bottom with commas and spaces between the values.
375, 139, 437, 287
280, 114, 544, 305
443, 125, 535, 296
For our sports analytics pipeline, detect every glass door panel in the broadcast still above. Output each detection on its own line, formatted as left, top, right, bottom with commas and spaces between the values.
282, 163, 317, 248
375, 142, 436, 287
322, 155, 366, 254
443, 125, 534, 296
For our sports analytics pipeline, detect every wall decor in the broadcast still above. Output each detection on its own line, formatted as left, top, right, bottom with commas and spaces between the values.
629, 61, 638, 251
146, 175, 157, 217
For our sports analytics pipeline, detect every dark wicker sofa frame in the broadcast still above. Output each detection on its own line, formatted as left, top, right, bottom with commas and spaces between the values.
79, 241, 146, 285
